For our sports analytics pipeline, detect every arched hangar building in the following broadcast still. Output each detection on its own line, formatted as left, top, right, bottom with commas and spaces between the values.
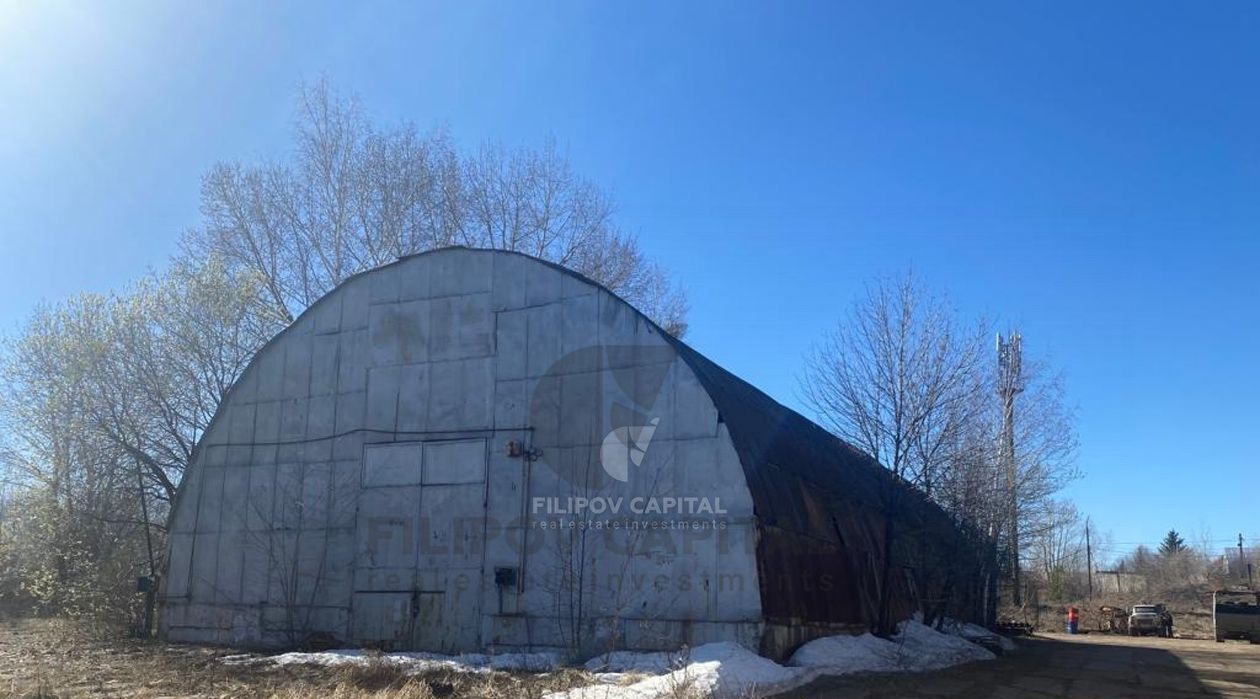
159, 247, 986, 658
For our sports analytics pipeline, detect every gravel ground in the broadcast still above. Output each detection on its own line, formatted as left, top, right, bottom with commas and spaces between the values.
776, 632, 1260, 699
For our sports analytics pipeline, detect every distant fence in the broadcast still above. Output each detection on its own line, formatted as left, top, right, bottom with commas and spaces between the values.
1094, 570, 1149, 595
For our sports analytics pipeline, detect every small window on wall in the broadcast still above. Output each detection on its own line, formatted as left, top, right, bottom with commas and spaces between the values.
363, 443, 423, 487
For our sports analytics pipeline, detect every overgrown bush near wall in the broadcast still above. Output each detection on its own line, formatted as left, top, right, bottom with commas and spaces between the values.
0, 483, 155, 628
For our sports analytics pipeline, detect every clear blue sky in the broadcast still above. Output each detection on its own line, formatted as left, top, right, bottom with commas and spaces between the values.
2, 1, 1256, 560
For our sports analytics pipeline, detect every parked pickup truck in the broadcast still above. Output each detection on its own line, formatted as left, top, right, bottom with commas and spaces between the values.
1214, 590, 1260, 643
1128, 604, 1163, 636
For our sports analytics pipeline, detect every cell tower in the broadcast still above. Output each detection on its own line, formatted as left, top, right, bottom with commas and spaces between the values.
997, 331, 1024, 605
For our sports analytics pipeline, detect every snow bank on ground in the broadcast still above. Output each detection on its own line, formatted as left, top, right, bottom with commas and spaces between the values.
893, 619, 997, 670
786, 632, 898, 674
550, 643, 817, 699
550, 621, 1003, 698
265, 648, 560, 674
244, 619, 1007, 698
788, 619, 995, 676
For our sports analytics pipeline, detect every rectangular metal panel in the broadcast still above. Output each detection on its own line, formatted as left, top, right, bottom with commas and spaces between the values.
363, 443, 423, 487
418, 483, 486, 570
410, 591, 445, 650
408, 576, 482, 653
357, 488, 420, 565
422, 440, 486, 484
351, 592, 411, 647
442, 576, 482, 651
164, 533, 194, 597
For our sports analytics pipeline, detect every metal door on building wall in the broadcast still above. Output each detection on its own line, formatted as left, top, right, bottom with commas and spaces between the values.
352, 439, 488, 651
413, 439, 487, 652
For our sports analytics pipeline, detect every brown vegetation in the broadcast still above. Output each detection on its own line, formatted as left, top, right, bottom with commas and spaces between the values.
0, 618, 599, 699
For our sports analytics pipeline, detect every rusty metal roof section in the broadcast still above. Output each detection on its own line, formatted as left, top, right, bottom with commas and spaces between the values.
665, 336, 989, 633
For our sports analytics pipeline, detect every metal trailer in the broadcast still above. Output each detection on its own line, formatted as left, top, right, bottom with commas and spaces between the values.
1213, 589, 1260, 643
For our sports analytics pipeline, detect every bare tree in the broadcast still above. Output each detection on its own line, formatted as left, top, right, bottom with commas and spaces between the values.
800, 271, 1079, 626
800, 272, 986, 631
1024, 499, 1086, 601
801, 272, 985, 490
186, 78, 689, 335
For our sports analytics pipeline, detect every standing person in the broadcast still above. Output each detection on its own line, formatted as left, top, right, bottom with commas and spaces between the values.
1162, 609, 1175, 638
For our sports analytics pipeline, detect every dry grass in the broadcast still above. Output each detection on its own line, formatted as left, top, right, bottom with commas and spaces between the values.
0, 618, 600, 699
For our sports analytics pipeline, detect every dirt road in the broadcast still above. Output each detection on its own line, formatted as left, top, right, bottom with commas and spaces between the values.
778, 633, 1260, 698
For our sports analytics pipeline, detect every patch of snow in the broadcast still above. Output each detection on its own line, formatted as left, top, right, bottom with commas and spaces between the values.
939, 618, 1018, 653
258, 619, 1000, 699
789, 619, 995, 677
263, 648, 559, 674
892, 619, 996, 670
550, 642, 816, 699
218, 653, 264, 666
786, 632, 900, 675
590, 672, 636, 685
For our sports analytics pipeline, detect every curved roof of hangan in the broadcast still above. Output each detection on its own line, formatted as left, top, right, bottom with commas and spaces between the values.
176, 246, 952, 540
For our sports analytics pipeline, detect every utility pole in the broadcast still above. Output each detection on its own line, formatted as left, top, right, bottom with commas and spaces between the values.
1085, 519, 1094, 600
1241, 533, 1247, 581
997, 332, 1024, 605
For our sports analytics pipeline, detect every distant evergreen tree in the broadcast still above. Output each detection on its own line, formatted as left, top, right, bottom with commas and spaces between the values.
1159, 529, 1187, 556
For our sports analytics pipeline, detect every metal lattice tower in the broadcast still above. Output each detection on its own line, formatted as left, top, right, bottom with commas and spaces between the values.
997, 332, 1024, 605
